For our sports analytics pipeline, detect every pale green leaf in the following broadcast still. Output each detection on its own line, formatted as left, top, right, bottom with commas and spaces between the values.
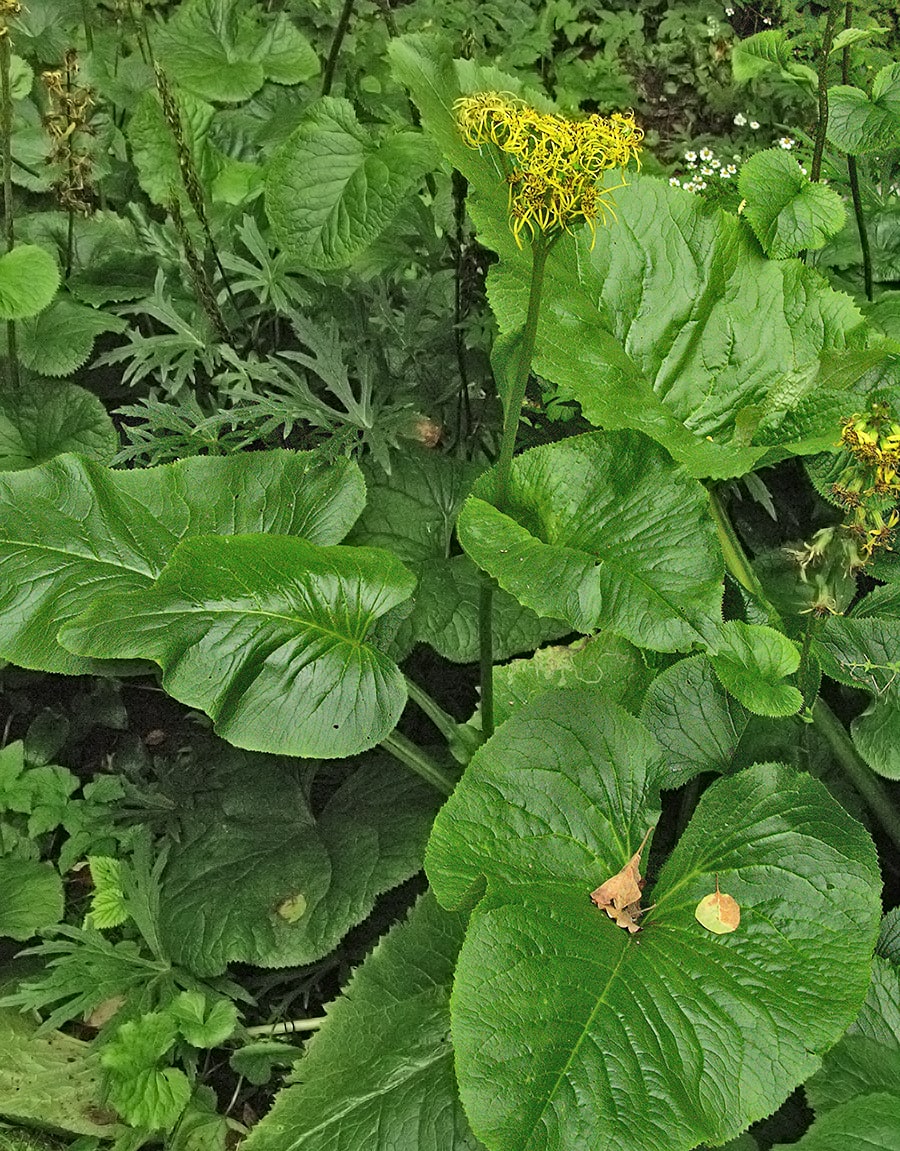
241, 893, 479, 1151
100, 1012, 190, 1131
0, 859, 63, 940
738, 149, 846, 258
61, 535, 415, 757
0, 246, 59, 321
0, 449, 365, 674
457, 431, 723, 651
426, 687, 881, 1151
493, 634, 651, 727
0, 990, 124, 1137
266, 97, 437, 270
731, 30, 791, 81
88, 856, 128, 930
710, 621, 803, 717
157, 752, 441, 974
169, 991, 238, 1049
0, 380, 117, 472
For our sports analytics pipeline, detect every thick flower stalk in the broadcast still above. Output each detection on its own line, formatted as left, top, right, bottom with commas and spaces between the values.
454, 91, 643, 248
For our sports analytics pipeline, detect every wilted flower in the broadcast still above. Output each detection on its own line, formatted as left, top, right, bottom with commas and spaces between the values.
454, 92, 643, 248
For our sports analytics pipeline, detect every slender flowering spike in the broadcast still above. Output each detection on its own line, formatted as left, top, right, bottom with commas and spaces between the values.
454, 91, 642, 248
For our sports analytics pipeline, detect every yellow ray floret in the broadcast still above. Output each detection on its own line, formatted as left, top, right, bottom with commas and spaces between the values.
454, 91, 643, 248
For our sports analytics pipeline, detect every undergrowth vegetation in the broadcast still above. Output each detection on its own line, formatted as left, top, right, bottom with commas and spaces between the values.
1, 1, 900, 1150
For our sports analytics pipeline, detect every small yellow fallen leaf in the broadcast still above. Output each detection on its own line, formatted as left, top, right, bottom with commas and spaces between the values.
275, 893, 307, 923
694, 876, 740, 935
590, 827, 654, 934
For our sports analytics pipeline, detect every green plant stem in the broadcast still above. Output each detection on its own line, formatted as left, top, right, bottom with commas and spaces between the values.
478, 580, 495, 740
405, 676, 459, 745
493, 235, 549, 511
321, 0, 355, 97
812, 698, 900, 853
479, 234, 551, 740
245, 1018, 324, 1038
707, 486, 782, 629
841, 3, 873, 301
380, 729, 455, 796
0, 30, 18, 391
810, 3, 840, 184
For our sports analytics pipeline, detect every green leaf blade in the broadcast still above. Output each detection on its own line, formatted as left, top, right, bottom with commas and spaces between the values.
63, 535, 415, 757
427, 688, 881, 1151
0, 246, 59, 321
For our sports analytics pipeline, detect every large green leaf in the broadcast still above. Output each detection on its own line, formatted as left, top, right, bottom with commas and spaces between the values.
738, 149, 846, 259
390, 36, 868, 480
827, 64, 900, 154
806, 956, 900, 1114
0, 450, 365, 674
153, 0, 318, 104
242, 893, 479, 1151
0, 380, 117, 471
266, 97, 437, 270
62, 534, 415, 757
457, 431, 724, 651
773, 1094, 900, 1151
158, 752, 442, 974
347, 451, 566, 662
640, 655, 752, 787
426, 687, 881, 1151
0, 246, 59, 321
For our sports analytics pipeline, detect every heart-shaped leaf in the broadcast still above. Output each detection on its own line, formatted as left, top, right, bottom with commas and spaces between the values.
348, 450, 566, 662
158, 752, 442, 973
61, 534, 415, 757
457, 431, 723, 652
426, 686, 881, 1151
266, 97, 437, 270
0, 450, 365, 674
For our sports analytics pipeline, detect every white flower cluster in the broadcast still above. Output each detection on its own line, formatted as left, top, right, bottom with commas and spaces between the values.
672, 146, 738, 192
733, 113, 760, 129
779, 136, 795, 149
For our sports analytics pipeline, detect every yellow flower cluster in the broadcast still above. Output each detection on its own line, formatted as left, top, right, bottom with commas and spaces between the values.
454, 91, 643, 248
833, 403, 900, 562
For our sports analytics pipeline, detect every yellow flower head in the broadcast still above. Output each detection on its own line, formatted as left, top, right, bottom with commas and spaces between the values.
834, 402, 900, 564
454, 91, 643, 248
